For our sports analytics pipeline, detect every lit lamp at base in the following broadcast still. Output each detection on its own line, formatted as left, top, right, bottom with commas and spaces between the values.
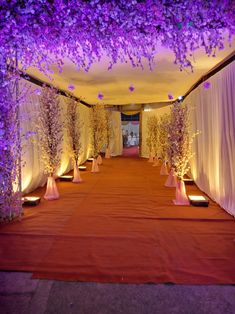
22, 196, 41, 206
183, 178, 194, 185
188, 195, 209, 207
87, 158, 94, 162
79, 165, 87, 171
59, 175, 73, 182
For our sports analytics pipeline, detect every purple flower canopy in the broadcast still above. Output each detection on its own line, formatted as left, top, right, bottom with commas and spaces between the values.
0, 0, 234, 74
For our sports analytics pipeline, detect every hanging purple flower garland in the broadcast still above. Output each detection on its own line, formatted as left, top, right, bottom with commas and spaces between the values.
0, 0, 234, 74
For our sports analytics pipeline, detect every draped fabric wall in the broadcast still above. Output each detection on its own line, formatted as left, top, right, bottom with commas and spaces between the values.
186, 61, 235, 217
20, 81, 122, 194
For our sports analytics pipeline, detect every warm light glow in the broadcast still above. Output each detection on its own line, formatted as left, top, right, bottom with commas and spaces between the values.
59, 175, 73, 179
87, 158, 94, 161
144, 108, 152, 112
188, 195, 206, 201
79, 166, 87, 170
22, 196, 40, 201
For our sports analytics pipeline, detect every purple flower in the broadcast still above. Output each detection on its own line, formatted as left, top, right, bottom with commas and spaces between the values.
68, 84, 75, 91
129, 85, 135, 92
98, 92, 104, 100
203, 81, 211, 89
34, 88, 41, 95
168, 93, 174, 100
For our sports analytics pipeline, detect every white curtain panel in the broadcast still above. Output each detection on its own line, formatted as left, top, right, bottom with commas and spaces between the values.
187, 61, 235, 217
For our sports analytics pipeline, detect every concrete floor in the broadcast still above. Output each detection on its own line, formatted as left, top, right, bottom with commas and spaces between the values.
1, 272, 235, 314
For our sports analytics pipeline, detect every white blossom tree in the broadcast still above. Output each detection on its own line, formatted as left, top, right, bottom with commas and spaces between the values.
158, 113, 170, 174
37, 85, 63, 200
104, 109, 113, 158
168, 101, 198, 204
146, 115, 159, 163
66, 98, 83, 183
90, 104, 106, 172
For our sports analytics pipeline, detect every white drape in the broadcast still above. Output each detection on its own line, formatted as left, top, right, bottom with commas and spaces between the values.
187, 61, 235, 217
20, 81, 122, 194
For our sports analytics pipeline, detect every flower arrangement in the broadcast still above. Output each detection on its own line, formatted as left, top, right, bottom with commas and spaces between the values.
36, 85, 63, 199
66, 97, 83, 182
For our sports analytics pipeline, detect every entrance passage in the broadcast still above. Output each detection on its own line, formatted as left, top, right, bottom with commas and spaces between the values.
121, 113, 140, 157
0, 157, 235, 284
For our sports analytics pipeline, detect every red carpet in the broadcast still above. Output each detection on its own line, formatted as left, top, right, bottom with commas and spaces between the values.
0, 157, 235, 284
122, 146, 139, 157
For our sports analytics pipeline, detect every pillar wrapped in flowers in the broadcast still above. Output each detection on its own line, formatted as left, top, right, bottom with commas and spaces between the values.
37, 86, 63, 200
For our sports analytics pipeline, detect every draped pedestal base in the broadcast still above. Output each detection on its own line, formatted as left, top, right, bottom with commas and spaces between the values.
97, 154, 103, 165
105, 148, 111, 159
173, 179, 190, 205
73, 165, 83, 183
91, 158, 100, 173
44, 176, 59, 200
160, 161, 169, 175
165, 169, 176, 187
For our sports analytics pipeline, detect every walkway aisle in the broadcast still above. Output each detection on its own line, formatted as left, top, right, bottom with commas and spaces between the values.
0, 157, 235, 284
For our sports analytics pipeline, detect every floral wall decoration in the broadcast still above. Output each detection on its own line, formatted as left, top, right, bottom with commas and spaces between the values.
36, 85, 63, 199
66, 97, 83, 182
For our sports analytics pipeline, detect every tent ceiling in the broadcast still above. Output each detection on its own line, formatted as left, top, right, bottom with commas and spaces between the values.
27, 43, 235, 106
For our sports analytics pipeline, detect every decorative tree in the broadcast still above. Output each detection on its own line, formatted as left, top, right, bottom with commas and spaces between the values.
168, 101, 198, 205
66, 98, 83, 183
90, 105, 106, 172
104, 109, 113, 159
158, 114, 170, 175
37, 86, 63, 200
146, 115, 159, 163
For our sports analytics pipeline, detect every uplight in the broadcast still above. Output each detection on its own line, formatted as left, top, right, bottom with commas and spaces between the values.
188, 195, 209, 207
